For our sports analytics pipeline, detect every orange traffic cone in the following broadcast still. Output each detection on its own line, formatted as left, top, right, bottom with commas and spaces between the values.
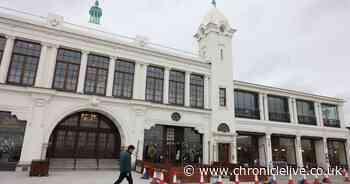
345, 171, 350, 182
159, 172, 165, 184
199, 173, 205, 184
287, 174, 294, 184
323, 174, 331, 183
272, 175, 278, 184
313, 175, 321, 184
303, 175, 310, 184
235, 174, 240, 184
254, 174, 259, 184
216, 175, 223, 184
172, 173, 177, 184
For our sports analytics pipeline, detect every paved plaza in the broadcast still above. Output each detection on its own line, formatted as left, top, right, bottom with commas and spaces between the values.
1, 170, 347, 184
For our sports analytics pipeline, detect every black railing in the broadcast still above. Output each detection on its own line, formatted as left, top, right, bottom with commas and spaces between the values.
298, 115, 317, 125
235, 108, 260, 120
323, 119, 341, 128
269, 112, 290, 123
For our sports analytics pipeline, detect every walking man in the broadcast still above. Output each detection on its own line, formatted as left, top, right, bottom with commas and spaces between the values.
114, 145, 135, 184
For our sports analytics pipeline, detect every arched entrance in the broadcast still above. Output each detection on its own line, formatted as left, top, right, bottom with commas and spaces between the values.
47, 111, 121, 170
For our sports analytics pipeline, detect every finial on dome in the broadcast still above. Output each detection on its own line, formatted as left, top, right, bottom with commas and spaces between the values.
212, 0, 217, 7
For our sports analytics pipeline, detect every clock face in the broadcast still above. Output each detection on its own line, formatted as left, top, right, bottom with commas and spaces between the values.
171, 112, 181, 121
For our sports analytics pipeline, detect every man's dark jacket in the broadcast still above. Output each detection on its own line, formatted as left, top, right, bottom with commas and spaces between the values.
119, 151, 131, 173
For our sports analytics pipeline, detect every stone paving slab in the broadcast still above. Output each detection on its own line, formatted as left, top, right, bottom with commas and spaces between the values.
0, 171, 346, 184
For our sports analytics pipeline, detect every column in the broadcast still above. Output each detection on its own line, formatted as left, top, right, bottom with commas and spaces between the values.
203, 133, 210, 164
292, 98, 298, 124
346, 139, 350, 170
17, 95, 50, 171
204, 75, 210, 109
34, 43, 49, 88
46, 45, 59, 88
185, 71, 191, 107
314, 102, 322, 127
295, 136, 304, 168
212, 140, 217, 162
77, 50, 89, 93
288, 97, 295, 123
265, 134, 273, 168
323, 137, 330, 169
263, 93, 269, 121
106, 56, 116, 97
338, 104, 345, 128
163, 67, 170, 104
0, 35, 15, 83
231, 133, 237, 164
259, 93, 265, 120
133, 63, 148, 100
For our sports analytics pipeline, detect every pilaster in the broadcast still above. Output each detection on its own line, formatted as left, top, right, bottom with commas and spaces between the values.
77, 50, 89, 93
106, 56, 116, 97
295, 135, 304, 168
133, 62, 148, 100
204, 75, 210, 109
163, 67, 171, 104
185, 71, 191, 107
34, 43, 49, 88
0, 35, 15, 83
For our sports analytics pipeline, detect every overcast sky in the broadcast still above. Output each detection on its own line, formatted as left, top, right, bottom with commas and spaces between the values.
1, 0, 349, 123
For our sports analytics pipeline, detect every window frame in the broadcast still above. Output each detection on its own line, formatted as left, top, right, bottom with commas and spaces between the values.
267, 95, 290, 123
52, 48, 81, 92
145, 65, 164, 103
296, 99, 317, 125
219, 88, 227, 107
234, 89, 260, 119
6, 39, 41, 86
84, 54, 109, 96
321, 103, 340, 128
168, 70, 185, 106
112, 59, 135, 99
190, 74, 204, 109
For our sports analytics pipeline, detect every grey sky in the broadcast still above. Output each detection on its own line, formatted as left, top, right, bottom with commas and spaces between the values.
1, 0, 349, 123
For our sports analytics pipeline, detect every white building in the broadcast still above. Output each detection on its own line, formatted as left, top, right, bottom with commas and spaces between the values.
0, 3, 348, 172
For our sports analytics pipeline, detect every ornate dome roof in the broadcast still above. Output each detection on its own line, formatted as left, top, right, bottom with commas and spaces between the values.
201, 7, 230, 27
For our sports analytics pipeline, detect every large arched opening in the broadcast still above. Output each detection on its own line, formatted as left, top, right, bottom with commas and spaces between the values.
46, 111, 121, 170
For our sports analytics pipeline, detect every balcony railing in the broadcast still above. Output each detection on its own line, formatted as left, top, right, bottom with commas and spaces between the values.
235, 108, 260, 120
298, 115, 317, 125
323, 119, 341, 128
269, 112, 290, 123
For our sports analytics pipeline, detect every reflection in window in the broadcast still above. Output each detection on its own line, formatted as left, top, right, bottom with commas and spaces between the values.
301, 138, 317, 168
143, 125, 202, 165
84, 54, 109, 95
113, 60, 135, 98
190, 74, 204, 108
53, 48, 81, 91
169, 70, 185, 105
271, 136, 296, 168
146, 66, 164, 103
234, 90, 260, 119
268, 95, 290, 122
7, 40, 41, 86
328, 140, 347, 168
322, 104, 340, 128
296, 100, 316, 125
237, 135, 260, 167
0, 37, 6, 65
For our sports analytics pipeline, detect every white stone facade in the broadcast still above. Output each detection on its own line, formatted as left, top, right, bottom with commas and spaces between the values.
0, 6, 348, 172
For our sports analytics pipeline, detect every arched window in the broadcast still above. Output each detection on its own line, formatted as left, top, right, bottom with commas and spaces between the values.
217, 123, 230, 133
